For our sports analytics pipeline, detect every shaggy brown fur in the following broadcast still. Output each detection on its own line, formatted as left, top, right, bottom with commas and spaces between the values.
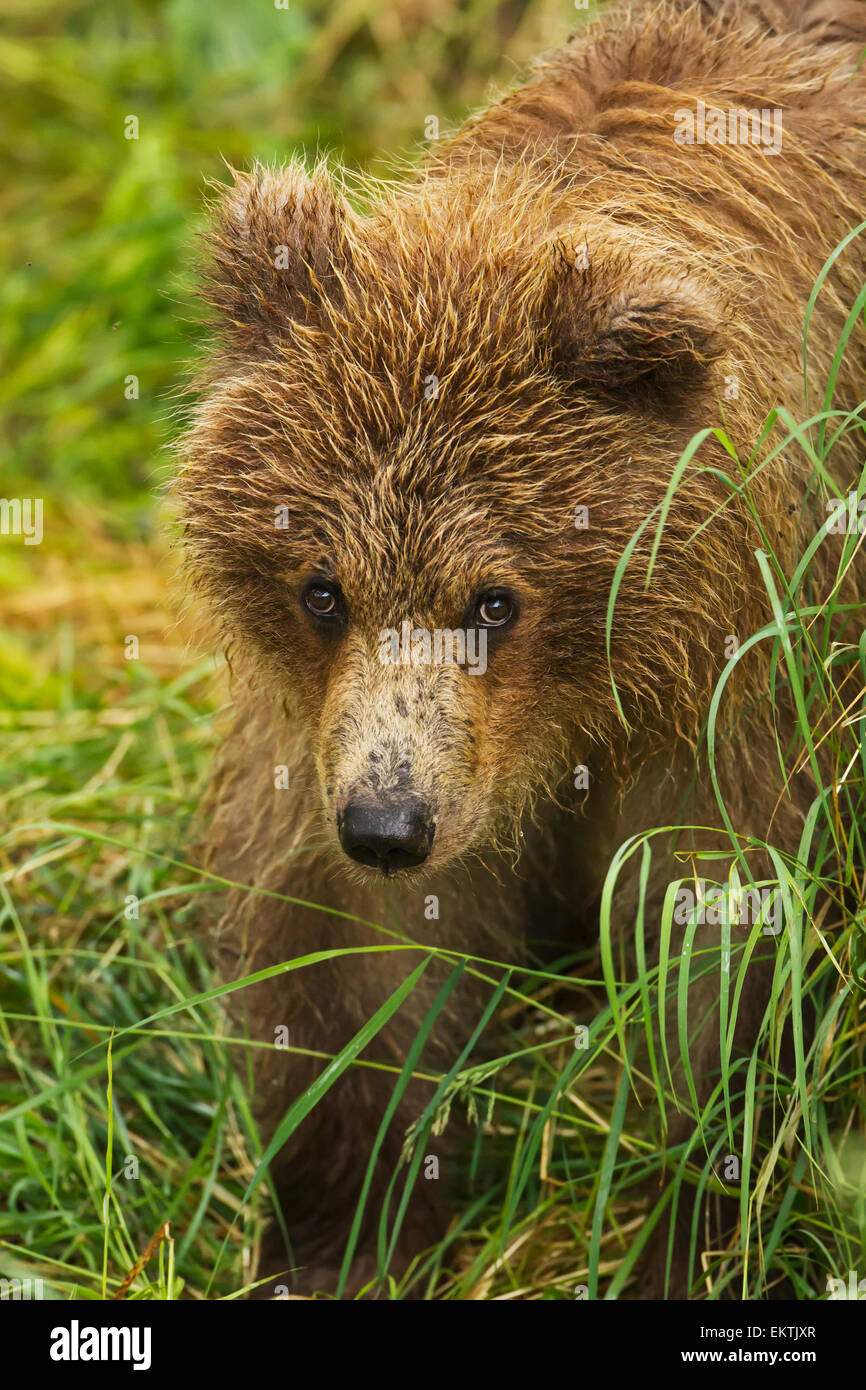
176, 0, 866, 1298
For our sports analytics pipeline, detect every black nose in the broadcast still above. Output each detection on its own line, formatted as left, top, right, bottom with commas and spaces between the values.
338, 800, 435, 873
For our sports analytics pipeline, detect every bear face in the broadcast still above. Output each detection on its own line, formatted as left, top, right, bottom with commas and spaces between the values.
177, 160, 751, 878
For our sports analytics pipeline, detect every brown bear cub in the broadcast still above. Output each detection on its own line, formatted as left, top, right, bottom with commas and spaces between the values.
177, 0, 866, 1298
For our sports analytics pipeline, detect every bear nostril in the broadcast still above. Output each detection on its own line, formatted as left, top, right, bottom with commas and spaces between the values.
338, 800, 435, 873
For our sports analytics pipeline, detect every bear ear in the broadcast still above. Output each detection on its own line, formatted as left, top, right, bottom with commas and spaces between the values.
538, 231, 727, 405
202, 160, 353, 355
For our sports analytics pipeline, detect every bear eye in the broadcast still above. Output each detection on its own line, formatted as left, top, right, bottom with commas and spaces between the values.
303, 580, 342, 621
475, 590, 515, 628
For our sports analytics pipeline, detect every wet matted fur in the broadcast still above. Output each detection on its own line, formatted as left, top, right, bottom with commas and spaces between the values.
175, 0, 866, 1298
